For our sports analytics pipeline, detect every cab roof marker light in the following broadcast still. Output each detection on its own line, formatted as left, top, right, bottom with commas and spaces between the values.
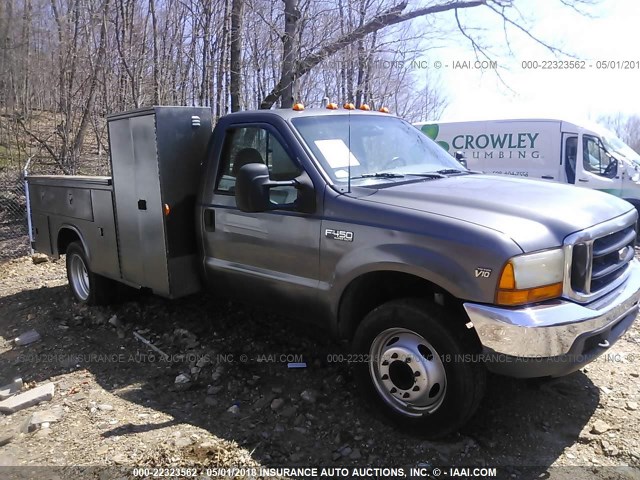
344, 103, 355, 110
379, 106, 390, 113
359, 104, 371, 111
292, 103, 305, 111
326, 103, 339, 110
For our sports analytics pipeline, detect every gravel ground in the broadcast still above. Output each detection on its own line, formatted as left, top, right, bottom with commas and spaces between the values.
0, 255, 639, 480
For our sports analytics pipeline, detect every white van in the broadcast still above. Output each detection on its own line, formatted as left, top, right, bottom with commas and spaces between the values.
414, 118, 640, 209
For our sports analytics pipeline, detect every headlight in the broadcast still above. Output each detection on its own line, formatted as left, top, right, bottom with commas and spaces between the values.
496, 248, 565, 306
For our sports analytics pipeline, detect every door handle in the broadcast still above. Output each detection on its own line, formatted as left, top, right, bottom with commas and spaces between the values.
541, 175, 554, 179
203, 208, 215, 232
578, 179, 589, 182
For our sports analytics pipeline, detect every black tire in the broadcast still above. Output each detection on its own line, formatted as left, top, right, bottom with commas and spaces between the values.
65, 241, 114, 305
352, 298, 486, 438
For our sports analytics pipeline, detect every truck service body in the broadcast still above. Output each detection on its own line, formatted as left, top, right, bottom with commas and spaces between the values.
27, 106, 640, 436
415, 118, 640, 211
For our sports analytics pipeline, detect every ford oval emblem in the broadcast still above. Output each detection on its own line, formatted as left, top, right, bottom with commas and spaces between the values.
619, 247, 628, 262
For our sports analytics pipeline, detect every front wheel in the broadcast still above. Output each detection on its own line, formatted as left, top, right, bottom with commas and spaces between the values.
352, 298, 486, 437
66, 241, 114, 305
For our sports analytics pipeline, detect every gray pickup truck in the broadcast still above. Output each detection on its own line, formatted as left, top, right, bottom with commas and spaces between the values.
27, 106, 640, 437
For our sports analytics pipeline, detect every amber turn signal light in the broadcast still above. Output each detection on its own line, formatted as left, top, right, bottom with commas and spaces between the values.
496, 283, 563, 306
495, 261, 562, 306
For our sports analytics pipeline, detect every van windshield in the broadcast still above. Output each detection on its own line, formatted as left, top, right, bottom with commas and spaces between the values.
291, 114, 465, 184
602, 134, 640, 164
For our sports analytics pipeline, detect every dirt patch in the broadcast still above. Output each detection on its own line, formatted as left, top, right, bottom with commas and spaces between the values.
0, 256, 639, 479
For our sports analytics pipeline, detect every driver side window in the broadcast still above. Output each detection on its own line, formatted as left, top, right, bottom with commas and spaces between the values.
216, 126, 302, 204
583, 135, 615, 178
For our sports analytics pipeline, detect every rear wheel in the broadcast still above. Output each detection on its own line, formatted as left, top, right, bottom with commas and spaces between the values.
352, 298, 486, 438
66, 241, 114, 305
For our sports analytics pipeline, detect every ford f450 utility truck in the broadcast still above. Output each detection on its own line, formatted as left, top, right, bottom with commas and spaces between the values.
27, 106, 640, 437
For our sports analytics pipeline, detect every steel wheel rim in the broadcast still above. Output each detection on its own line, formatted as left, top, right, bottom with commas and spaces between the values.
69, 253, 90, 301
369, 327, 447, 416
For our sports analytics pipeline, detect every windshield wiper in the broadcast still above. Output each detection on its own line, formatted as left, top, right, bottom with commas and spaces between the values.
351, 172, 405, 179
433, 168, 468, 175
404, 172, 445, 178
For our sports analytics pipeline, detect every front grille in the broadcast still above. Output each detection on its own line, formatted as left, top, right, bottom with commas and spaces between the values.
591, 225, 635, 292
565, 211, 637, 302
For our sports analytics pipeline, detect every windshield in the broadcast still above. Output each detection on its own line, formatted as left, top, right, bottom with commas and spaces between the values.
601, 134, 640, 164
291, 114, 465, 184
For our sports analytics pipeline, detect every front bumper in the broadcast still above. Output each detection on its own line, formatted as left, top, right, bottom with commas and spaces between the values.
463, 259, 640, 378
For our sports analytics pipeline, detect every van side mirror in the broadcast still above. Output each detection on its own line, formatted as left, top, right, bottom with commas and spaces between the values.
235, 163, 315, 213
455, 151, 467, 169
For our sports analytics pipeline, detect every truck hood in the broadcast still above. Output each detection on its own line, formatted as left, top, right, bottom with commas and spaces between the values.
363, 174, 635, 252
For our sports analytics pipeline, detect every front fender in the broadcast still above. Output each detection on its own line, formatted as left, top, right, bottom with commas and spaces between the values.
323, 221, 523, 319
328, 243, 488, 311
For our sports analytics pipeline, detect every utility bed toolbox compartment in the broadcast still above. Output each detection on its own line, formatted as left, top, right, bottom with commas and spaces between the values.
107, 106, 212, 297
26, 176, 119, 278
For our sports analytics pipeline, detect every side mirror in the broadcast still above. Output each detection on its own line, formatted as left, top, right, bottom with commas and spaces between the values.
235, 163, 315, 213
455, 151, 468, 169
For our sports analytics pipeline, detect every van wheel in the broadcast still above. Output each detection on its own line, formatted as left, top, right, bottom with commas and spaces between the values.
66, 241, 114, 305
352, 298, 486, 438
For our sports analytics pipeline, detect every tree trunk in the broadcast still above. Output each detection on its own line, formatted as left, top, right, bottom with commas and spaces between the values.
280, 0, 299, 109
229, 0, 243, 112
215, 0, 230, 118
149, 0, 160, 104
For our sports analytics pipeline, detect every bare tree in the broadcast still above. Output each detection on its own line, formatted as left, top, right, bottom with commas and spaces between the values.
229, 0, 244, 111
599, 114, 640, 154
148, 0, 160, 104
0, 0, 600, 174
261, 0, 485, 109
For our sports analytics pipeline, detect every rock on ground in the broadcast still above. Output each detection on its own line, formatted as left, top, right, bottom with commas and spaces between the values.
0, 383, 55, 414
0, 378, 23, 400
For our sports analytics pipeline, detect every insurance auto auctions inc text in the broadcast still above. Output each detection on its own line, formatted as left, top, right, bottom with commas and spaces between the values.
202, 466, 498, 478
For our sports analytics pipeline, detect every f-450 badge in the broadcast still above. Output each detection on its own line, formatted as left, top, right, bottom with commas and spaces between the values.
325, 229, 354, 242
475, 267, 492, 278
